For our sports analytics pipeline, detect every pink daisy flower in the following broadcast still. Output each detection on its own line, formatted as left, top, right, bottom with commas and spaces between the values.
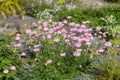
73, 51, 81, 57
104, 42, 112, 47
10, 66, 16, 70
97, 48, 105, 53
3, 69, 9, 74
45, 59, 52, 66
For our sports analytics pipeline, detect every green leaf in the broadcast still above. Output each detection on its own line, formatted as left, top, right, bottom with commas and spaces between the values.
57, 0, 66, 5
0, 73, 4, 79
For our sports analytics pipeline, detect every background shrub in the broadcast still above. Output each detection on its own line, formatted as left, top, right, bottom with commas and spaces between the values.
28, 4, 120, 27
57, 5, 120, 26
0, 0, 25, 19
104, 0, 118, 2
27, 4, 54, 18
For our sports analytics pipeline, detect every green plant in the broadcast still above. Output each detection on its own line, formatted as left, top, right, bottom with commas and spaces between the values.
28, 4, 120, 26
53, 0, 81, 5
28, 4, 54, 18
18, 0, 28, 7
11, 19, 95, 79
52, 5, 120, 26
99, 5, 120, 24
110, 38, 120, 45
100, 15, 117, 26
94, 47, 120, 80
53, 7, 101, 26
0, 36, 20, 80
54, 0, 67, 5
16, 39, 93, 80
100, 25, 120, 39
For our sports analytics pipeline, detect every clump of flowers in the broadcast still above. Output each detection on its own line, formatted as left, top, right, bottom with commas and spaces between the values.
11, 17, 114, 79
12, 18, 95, 57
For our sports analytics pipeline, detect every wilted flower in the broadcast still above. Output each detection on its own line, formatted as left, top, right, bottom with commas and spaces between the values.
67, 34, 72, 38
71, 28, 77, 31
117, 44, 120, 48
76, 49, 82, 53
14, 43, 22, 47
34, 48, 40, 52
35, 35, 40, 40
79, 65, 82, 68
26, 29, 32, 34
49, 29, 55, 33
38, 21, 42, 24
104, 42, 112, 47
10, 66, 16, 70
43, 27, 49, 31
48, 19, 52, 23
15, 33, 21, 40
3, 69, 9, 74
96, 27, 101, 30
42, 22, 48, 27
47, 34, 52, 39
82, 21, 87, 24
65, 39, 69, 43
57, 62, 60, 66
98, 35, 102, 38
103, 33, 107, 38
27, 30, 36, 36
54, 38, 60, 43
94, 33, 97, 36
45, 59, 52, 66
20, 52, 26, 57
82, 21, 90, 24
63, 20, 68, 24
75, 24, 80, 27
86, 20, 90, 23
77, 28, 83, 33
90, 54, 93, 59
74, 43, 81, 48
16, 33, 21, 37
97, 48, 105, 53
56, 30, 62, 34
34, 58, 37, 61
32, 22, 36, 27
86, 42, 91, 45
67, 16, 72, 19
72, 36, 78, 40
15, 36, 20, 40
62, 34, 67, 38
58, 22, 64, 27
98, 32, 103, 34
38, 26, 42, 30
69, 22, 75, 27
73, 51, 81, 57
80, 25, 86, 28
60, 53, 66, 57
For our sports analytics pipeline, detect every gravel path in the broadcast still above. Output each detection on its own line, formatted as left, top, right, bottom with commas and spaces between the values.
81, 0, 106, 7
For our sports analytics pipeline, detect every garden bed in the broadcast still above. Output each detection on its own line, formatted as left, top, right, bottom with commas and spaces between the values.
0, 0, 120, 80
